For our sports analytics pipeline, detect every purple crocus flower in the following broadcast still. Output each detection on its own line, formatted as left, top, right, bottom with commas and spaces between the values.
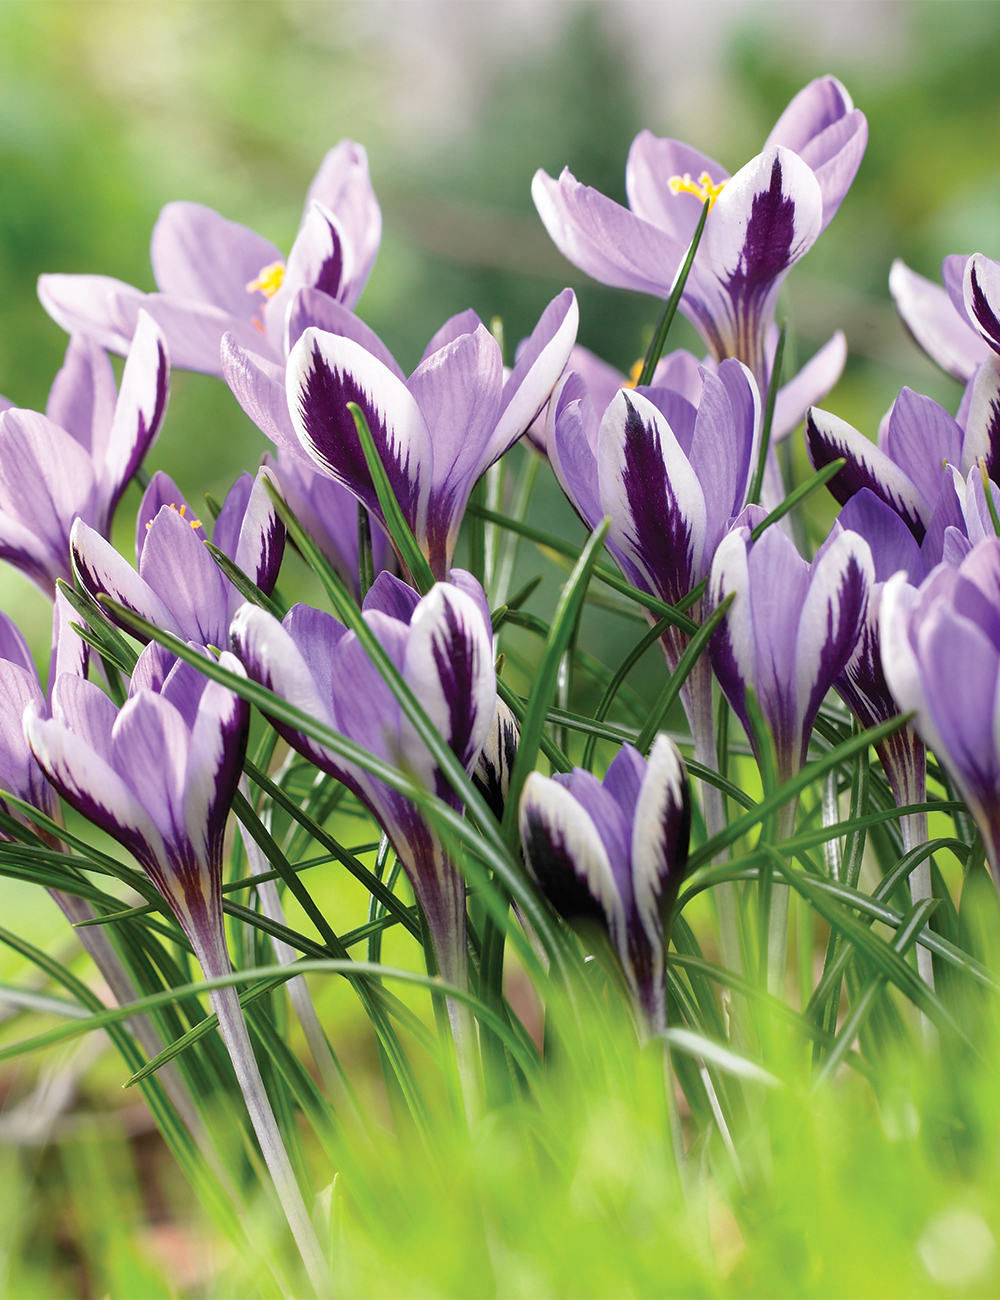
70, 467, 284, 650
547, 355, 759, 822
804, 381, 1000, 558
0, 312, 168, 598
881, 537, 1000, 880
533, 76, 866, 391
230, 570, 496, 1003
889, 256, 991, 383
38, 140, 380, 377
708, 518, 872, 785
225, 290, 578, 579
24, 647, 328, 1284
530, 335, 845, 457
519, 736, 690, 1035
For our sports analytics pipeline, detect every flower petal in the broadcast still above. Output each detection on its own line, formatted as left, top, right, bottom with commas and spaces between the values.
37, 274, 147, 356
287, 327, 433, 542
961, 352, 1000, 479
46, 334, 117, 456
964, 253, 1000, 357
805, 406, 932, 541
491, 289, 579, 464
598, 388, 706, 603
302, 140, 381, 305
71, 517, 183, 643
150, 201, 283, 318
285, 288, 404, 376
100, 310, 170, 520
889, 258, 986, 381
625, 131, 727, 242
772, 331, 846, 442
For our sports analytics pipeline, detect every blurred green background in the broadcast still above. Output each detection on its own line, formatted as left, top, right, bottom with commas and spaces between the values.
2, 1, 1000, 1292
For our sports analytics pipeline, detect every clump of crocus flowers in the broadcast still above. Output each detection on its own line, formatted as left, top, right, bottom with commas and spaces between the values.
4, 75, 1000, 1294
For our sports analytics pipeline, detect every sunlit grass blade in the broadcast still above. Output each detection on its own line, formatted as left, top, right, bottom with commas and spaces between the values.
56, 576, 140, 675
661, 1027, 782, 1089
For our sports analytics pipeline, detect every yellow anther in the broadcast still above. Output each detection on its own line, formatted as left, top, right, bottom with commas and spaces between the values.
246, 260, 287, 300
667, 171, 726, 209
624, 359, 644, 390
148, 502, 202, 531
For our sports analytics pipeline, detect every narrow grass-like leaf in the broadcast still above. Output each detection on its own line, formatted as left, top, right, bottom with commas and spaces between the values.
749, 459, 846, 542
205, 541, 286, 618
747, 319, 786, 507
500, 518, 611, 851
662, 1027, 782, 1088
582, 615, 673, 769
636, 197, 710, 386
348, 401, 435, 593
636, 593, 734, 753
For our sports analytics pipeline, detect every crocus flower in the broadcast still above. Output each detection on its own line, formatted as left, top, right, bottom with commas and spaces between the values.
25, 648, 328, 1285
0, 312, 168, 597
547, 356, 759, 822
832, 491, 928, 829
889, 255, 991, 383
519, 736, 690, 1035
230, 570, 496, 1002
804, 380, 1000, 557
38, 140, 381, 377
225, 290, 578, 579
70, 467, 284, 650
708, 518, 872, 786
881, 537, 1000, 880
473, 697, 520, 822
533, 76, 866, 390
530, 337, 844, 458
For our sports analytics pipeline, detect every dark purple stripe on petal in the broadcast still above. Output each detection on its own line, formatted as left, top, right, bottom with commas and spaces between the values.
618, 394, 695, 604
313, 214, 345, 301
521, 803, 610, 931
296, 339, 422, 531
968, 259, 1000, 356
723, 155, 797, 308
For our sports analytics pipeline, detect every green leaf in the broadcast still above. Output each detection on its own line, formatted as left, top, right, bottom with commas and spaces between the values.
582, 615, 673, 769
500, 518, 611, 852
636, 593, 734, 753
747, 319, 786, 507
204, 541, 285, 619
348, 400, 436, 593
661, 1027, 782, 1089
636, 197, 710, 386
749, 458, 846, 542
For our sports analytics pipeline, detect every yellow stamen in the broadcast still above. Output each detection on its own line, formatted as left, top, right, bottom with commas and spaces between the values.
146, 502, 202, 531
667, 171, 726, 209
624, 359, 644, 390
246, 260, 287, 300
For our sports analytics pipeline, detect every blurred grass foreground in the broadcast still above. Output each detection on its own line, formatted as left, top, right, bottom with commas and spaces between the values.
5, 2, 1000, 1297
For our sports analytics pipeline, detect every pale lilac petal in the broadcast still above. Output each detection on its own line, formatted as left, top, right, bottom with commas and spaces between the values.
26, 704, 168, 875
961, 352, 1000, 478
221, 335, 299, 454
0, 609, 37, 679
765, 75, 854, 153
302, 140, 381, 302
139, 507, 230, 646
229, 468, 285, 598
519, 770, 625, 943
0, 659, 49, 813
688, 361, 760, 554
805, 407, 932, 541
286, 327, 433, 539
838, 490, 927, 585
150, 201, 282, 318
631, 734, 690, 947
447, 568, 493, 643
772, 331, 846, 442
532, 168, 683, 298
362, 571, 420, 624
37, 274, 146, 356
889, 258, 987, 381
602, 743, 646, 827
550, 383, 606, 536
46, 334, 117, 456
138, 294, 270, 375
491, 289, 579, 465
747, 527, 811, 765
652, 350, 705, 403
285, 289, 404, 376
625, 132, 727, 241
71, 517, 183, 641
881, 387, 962, 506
421, 310, 483, 362
556, 768, 633, 898
135, 471, 202, 565
598, 388, 706, 603
400, 583, 496, 787
112, 691, 189, 846
794, 530, 872, 762
564, 345, 627, 417
49, 587, 88, 690
964, 254, 1000, 356
100, 310, 170, 520
184, 656, 249, 872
